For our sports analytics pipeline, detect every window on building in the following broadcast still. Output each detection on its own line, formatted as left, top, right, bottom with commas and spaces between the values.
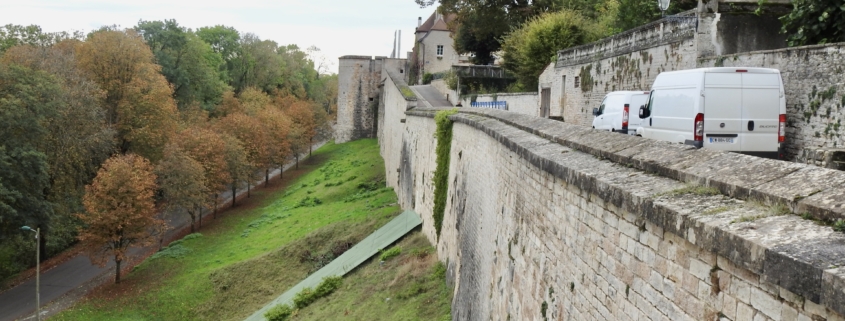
436, 45, 444, 57
574, 76, 580, 88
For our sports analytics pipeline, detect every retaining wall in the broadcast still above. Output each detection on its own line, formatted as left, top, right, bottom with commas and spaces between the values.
382, 102, 845, 320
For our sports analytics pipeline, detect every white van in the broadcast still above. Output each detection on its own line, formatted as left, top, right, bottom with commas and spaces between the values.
592, 91, 649, 135
638, 67, 786, 159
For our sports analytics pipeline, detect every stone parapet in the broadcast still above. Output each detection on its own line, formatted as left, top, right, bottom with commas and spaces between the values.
555, 11, 696, 68
406, 107, 845, 319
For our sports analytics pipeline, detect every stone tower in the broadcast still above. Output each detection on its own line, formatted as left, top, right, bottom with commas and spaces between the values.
334, 56, 384, 143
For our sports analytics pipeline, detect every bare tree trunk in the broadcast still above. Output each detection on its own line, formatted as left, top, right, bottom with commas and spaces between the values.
190, 211, 196, 233
247, 182, 251, 198
265, 169, 270, 187
115, 257, 122, 284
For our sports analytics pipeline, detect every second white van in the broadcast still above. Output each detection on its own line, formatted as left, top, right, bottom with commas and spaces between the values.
638, 67, 786, 159
592, 91, 649, 135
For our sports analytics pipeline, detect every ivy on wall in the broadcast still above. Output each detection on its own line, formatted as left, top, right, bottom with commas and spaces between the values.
433, 109, 458, 238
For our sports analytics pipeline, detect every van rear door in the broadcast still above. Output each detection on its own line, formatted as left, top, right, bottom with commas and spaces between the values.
703, 72, 743, 151
740, 72, 781, 154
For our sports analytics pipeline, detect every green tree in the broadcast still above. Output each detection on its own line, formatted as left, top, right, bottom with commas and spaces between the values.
433, 0, 566, 64
135, 20, 227, 111
0, 64, 60, 262
614, 0, 695, 32
0, 24, 84, 54
78, 154, 161, 284
501, 10, 605, 89
780, 0, 845, 46
196, 25, 241, 84
2, 41, 117, 257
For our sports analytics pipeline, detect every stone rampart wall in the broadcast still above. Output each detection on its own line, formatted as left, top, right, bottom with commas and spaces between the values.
386, 105, 845, 321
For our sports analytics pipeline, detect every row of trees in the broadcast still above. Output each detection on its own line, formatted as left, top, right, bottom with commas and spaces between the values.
0, 22, 334, 283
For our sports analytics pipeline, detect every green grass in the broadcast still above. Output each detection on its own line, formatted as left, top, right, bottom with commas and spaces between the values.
289, 231, 452, 321
52, 139, 416, 321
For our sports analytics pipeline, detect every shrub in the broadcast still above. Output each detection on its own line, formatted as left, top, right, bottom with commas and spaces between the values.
501, 10, 606, 89
834, 219, 845, 233
292, 276, 343, 309
422, 72, 434, 85
265, 303, 294, 321
380, 247, 401, 261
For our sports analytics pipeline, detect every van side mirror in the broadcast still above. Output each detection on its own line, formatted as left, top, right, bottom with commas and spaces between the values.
638, 105, 650, 119
592, 108, 600, 116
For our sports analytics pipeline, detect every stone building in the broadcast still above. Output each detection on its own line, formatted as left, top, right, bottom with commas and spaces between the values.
410, 12, 470, 83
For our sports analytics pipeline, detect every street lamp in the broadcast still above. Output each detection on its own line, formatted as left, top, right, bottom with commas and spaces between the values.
658, 0, 670, 18
21, 225, 40, 321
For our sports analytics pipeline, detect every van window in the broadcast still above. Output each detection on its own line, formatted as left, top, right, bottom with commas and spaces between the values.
652, 88, 697, 118
606, 95, 624, 112
598, 97, 607, 114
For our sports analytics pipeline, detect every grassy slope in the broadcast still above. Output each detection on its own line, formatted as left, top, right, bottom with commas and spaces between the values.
290, 231, 452, 321
52, 138, 432, 321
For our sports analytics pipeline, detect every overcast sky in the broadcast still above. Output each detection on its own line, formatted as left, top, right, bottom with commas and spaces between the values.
0, 0, 436, 73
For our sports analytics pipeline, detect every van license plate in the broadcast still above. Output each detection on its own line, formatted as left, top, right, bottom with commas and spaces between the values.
709, 137, 734, 143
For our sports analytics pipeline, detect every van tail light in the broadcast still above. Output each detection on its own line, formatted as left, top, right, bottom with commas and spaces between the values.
622, 104, 629, 129
778, 114, 786, 143
694, 113, 704, 142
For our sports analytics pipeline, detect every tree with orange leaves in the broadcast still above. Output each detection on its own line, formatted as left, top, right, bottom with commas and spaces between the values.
156, 144, 207, 233
287, 100, 317, 159
216, 112, 270, 197
76, 29, 178, 162
177, 126, 229, 221
257, 107, 291, 185
77, 154, 162, 284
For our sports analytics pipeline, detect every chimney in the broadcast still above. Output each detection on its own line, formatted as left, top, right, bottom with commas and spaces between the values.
417, 17, 422, 28
397, 30, 401, 58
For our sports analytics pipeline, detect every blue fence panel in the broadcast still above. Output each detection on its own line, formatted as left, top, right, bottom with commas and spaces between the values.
470, 101, 508, 110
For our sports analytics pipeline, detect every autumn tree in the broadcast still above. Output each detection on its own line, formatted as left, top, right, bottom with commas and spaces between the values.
156, 144, 208, 233
287, 101, 317, 157
76, 29, 178, 162
177, 126, 229, 221
220, 134, 251, 207
257, 107, 291, 185
216, 112, 270, 197
78, 154, 162, 284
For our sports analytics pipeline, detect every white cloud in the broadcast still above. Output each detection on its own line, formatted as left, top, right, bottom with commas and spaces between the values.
0, 0, 435, 73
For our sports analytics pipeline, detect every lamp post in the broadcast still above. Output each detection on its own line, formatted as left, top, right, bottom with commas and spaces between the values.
21, 226, 40, 321
658, 0, 670, 18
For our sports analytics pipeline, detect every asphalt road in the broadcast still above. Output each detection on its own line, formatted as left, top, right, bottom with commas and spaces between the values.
0, 142, 325, 321
411, 85, 454, 107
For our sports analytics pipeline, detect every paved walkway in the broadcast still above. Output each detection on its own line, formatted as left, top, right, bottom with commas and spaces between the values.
411, 85, 453, 108
0, 142, 325, 321
243, 210, 422, 321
